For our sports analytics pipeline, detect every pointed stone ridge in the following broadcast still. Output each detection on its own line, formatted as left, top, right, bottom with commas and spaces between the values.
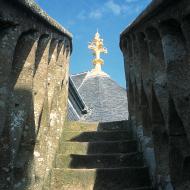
88, 31, 109, 78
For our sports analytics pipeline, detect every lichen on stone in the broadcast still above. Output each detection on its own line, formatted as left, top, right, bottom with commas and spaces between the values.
10, 110, 25, 129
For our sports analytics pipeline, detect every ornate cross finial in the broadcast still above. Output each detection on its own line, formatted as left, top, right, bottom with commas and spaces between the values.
88, 31, 108, 73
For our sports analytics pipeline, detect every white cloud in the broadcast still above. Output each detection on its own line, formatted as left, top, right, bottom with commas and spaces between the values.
77, 10, 87, 20
76, 0, 146, 21
89, 9, 103, 19
105, 0, 121, 15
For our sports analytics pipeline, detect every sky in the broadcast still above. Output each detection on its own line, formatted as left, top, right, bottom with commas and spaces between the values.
35, 0, 151, 87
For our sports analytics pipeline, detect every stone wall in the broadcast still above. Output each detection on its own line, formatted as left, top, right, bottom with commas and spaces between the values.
120, 0, 190, 189
0, 1, 72, 189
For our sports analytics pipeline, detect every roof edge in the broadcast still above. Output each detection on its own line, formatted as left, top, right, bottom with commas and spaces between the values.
71, 71, 88, 77
69, 77, 87, 114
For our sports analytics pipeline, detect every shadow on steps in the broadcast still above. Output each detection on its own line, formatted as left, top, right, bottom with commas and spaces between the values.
53, 120, 154, 190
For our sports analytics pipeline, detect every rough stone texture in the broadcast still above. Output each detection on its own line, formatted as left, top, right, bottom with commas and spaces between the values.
12, 0, 72, 39
120, 0, 190, 189
50, 120, 153, 190
71, 73, 129, 122
0, 1, 72, 189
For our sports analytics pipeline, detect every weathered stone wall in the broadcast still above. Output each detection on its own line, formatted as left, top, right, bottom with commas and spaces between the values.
0, 1, 72, 189
120, 0, 190, 189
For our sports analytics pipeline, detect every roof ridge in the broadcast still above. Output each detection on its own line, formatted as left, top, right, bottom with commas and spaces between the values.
71, 71, 88, 77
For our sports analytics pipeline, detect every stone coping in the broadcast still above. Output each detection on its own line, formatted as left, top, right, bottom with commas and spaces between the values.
120, 0, 173, 38
11, 0, 72, 39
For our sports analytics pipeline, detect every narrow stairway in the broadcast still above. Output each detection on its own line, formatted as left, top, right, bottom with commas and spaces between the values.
50, 120, 153, 190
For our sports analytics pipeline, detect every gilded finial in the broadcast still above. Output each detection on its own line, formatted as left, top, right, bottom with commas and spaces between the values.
88, 31, 108, 73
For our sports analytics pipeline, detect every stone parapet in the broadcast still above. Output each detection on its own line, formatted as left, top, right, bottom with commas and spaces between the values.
0, 1, 72, 189
10, 0, 72, 41
120, 0, 190, 189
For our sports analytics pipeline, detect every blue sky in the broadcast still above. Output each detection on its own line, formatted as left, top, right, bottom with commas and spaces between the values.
35, 0, 151, 87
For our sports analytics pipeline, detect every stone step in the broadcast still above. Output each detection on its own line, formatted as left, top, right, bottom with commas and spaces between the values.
132, 187, 153, 190
126, 188, 153, 190
59, 140, 138, 155
55, 152, 144, 168
50, 167, 151, 190
65, 120, 130, 132
122, 188, 153, 190
61, 131, 132, 142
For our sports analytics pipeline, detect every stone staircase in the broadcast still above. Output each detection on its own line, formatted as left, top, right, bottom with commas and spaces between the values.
50, 120, 153, 190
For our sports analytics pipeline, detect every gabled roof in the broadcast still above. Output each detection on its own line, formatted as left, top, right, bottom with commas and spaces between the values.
70, 72, 128, 122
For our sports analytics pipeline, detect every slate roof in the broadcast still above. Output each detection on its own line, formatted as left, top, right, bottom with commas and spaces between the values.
71, 72, 88, 89
67, 77, 87, 121
67, 100, 80, 121
70, 72, 128, 122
